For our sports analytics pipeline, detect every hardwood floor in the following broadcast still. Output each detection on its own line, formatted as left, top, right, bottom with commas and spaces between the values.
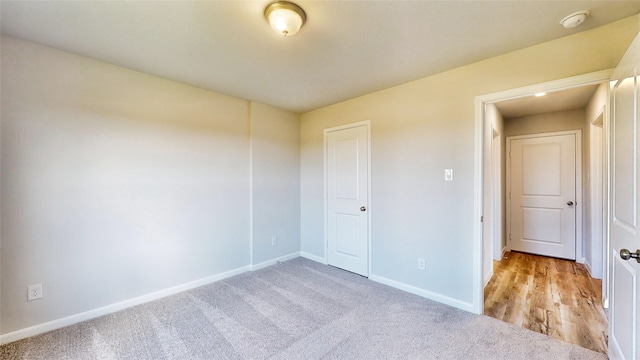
484, 251, 608, 354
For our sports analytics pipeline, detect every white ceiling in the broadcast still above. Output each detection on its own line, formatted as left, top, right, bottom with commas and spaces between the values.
494, 84, 600, 118
2, 1, 639, 113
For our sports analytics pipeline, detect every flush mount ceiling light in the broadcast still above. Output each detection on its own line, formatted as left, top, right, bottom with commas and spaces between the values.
560, 10, 590, 29
264, 1, 306, 37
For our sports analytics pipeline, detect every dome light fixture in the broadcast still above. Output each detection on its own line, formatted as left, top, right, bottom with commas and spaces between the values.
560, 10, 590, 29
264, 1, 306, 37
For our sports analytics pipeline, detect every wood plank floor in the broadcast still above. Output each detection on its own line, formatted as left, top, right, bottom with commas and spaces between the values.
484, 251, 608, 354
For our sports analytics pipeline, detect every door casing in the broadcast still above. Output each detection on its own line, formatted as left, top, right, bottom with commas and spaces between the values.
589, 111, 606, 282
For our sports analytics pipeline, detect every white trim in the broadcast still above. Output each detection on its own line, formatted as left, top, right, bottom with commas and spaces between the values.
505, 130, 582, 140
473, 97, 484, 314
323, 120, 371, 133
505, 130, 584, 261
370, 274, 475, 313
0, 265, 251, 345
602, 82, 613, 309
366, 123, 372, 277
1, 254, 307, 345
250, 252, 301, 271
480, 70, 614, 104
473, 69, 614, 315
300, 251, 326, 264
589, 112, 605, 279
323, 120, 372, 277
584, 258, 593, 277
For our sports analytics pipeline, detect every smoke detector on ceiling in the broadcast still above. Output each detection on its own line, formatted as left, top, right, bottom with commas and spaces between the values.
560, 10, 590, 29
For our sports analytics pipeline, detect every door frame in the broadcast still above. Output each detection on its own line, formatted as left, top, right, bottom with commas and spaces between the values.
472, 69, 613, 314
589, 109, 607, 288
505, 130, 583, 260
323, 120, 372, 277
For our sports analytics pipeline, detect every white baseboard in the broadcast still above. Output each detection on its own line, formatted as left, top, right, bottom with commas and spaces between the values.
250, 252, 300, 271
583, 258, 593, 276
576, 257, 586, 264
0, 265, 251, 345
369, 274, 475, 313
1, 252, 308, 345
300, 251, 326, 264
483, 268, 494, 288
0, 254, 479, 345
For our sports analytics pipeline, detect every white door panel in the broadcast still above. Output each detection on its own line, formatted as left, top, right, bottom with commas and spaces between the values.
611, 253, 637, 360
608, 32, 640, 359
326, 123, 369, 276
508, 133, 578, 260
613, 76, 637, 229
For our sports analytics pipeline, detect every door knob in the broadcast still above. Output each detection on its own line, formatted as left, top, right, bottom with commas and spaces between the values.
620, 249, 640, 263
567, 201, 574, 206
360, 206, 366, 212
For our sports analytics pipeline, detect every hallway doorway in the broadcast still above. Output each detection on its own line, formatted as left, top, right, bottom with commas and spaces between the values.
476, 72, 612, 353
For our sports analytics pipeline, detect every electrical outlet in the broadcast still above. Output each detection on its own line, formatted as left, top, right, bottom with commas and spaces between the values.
28, 284, 43, 301
271, 236, 277, 246
418, 258, 426, 270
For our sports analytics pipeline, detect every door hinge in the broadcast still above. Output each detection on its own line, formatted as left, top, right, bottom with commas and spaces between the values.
481, 216, 484, 223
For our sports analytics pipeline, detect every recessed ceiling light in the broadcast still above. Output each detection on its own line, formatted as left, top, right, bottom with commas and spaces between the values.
560, 10, 590, 29
535, 92, 547, 97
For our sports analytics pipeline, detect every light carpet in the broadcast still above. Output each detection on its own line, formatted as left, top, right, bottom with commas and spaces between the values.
1, 257, 607, 359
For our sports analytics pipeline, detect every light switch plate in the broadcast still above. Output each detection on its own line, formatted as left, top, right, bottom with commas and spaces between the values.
445, 169, 454, 181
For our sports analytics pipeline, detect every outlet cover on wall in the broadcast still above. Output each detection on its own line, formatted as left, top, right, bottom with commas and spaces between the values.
271, 236, 277, 246
418, 258, 426, 270
28, 283, 43, 301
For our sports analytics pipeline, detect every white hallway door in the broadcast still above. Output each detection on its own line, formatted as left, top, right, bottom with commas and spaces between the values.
507, 131, 579, 260
608, 32, 640, 360
325, 123, 369, 277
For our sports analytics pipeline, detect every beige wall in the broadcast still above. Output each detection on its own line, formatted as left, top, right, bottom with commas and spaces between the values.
250, 102, 301, 265
300, 15, 639, 308
1, 36, 300, 336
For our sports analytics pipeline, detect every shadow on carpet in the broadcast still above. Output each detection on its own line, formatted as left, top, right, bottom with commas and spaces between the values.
1, 258, 607, 359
